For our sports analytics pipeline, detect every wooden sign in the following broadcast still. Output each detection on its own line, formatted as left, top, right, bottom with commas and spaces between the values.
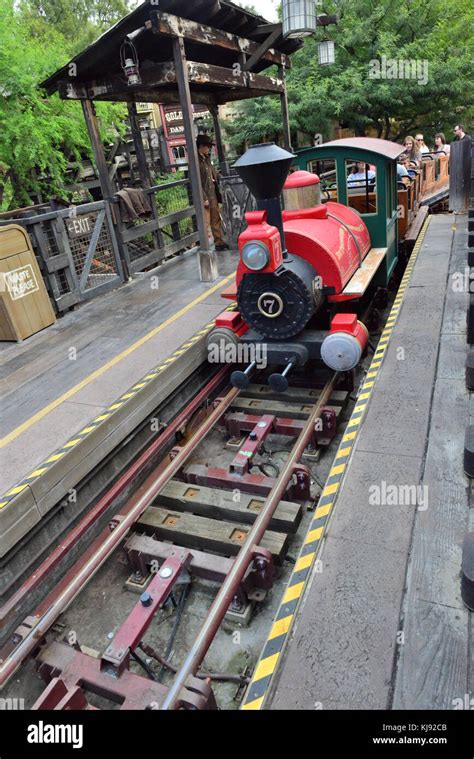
66, 214, 95, 239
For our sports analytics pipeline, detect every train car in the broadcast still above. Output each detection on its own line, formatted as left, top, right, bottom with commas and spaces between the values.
207, 138, 445, 391
296, 138, 449, 244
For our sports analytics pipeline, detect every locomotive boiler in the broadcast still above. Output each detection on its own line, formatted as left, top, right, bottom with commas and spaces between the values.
208, 142, 379, 392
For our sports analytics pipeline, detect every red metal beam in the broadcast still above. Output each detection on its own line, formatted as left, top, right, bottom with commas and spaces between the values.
101, 551, 191, 674
229, 414, 274, 475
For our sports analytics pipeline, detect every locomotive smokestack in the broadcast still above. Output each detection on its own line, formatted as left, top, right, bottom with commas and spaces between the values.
233, 143, 295, 256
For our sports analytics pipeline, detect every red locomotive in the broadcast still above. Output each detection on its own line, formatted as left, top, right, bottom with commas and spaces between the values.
208, 142, 394, 392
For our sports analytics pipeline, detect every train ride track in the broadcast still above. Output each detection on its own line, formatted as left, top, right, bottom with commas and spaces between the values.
0, 219, 423, 710
0, 354, 358, 709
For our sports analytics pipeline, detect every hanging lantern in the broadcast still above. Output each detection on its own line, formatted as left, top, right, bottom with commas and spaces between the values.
318, 39, 336, 65
120, 39, 141, 87
282, 0, 317, 39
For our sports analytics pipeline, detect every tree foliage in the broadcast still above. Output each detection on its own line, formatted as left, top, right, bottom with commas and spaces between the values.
20, 0, 132, 54
0, 0, 133, 210
225, 0, 474, 151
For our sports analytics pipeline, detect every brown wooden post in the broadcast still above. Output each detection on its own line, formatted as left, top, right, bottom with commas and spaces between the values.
210, 105, 227, 174
127, 102, 152, 187
172, 35, 218, 282
127, 102, 163, 251
82, 99, 130, 278
278, 64, 292, 152
82, 100, 115, 199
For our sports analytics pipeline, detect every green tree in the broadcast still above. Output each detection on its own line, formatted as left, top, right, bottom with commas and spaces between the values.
225, 0, 474, 150
0, 0, 128, 209
20, 0, 135, 54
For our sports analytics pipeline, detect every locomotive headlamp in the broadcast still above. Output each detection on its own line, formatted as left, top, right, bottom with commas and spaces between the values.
242, 241, 269, 271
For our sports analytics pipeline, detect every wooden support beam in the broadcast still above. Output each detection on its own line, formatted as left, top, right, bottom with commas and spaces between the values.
201, 0, 222, 18
81, 99, 129, 277
316, 14, 339, 26
208, 5, 238, 27
127, 102, 163, 251
172, 35, 215, 281
149, 11, 291, 69
81, 100, 114, 200
210, 105, 226, 172
243, 26, 283, 72
213, 88, 282, 105
253, 23, 282, 35
278, 64, 292, 152
58, 62, 283, 103
137, 505, 288, 564
157, 480, 302, 533
127, 103, 152, 187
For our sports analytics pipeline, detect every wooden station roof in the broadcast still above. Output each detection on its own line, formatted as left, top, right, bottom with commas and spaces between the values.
41, 0, 302, 106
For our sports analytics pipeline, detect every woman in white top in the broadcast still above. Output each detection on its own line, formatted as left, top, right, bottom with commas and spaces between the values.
434, 132, 450, 156
415, 134, 430, 154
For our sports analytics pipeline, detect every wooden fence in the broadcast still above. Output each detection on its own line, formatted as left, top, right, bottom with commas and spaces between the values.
118, 179, 199, 274
0, 201, 124, 312
0, 177, 200, 312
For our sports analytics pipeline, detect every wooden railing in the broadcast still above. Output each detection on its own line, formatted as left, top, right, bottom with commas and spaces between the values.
0, 177, 202, 311
0, 201, 124, 313
116, 178, 199, 274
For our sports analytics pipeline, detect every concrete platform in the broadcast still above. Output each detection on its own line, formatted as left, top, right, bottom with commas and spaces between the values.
0, 250, 237, 552
243, 213, 472, 710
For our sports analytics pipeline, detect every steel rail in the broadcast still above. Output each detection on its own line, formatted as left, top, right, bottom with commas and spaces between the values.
0, 381, 240, 689
161, 372, 338, 710
0, 366, 230, 633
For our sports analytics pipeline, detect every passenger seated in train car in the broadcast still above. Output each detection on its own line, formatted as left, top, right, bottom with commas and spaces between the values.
347, 161, 376, 187
434, 132, 450, 155
399, 153, 419, 184
415, 134, 430, 154
397, 156, 411, 186
403, 136, 422, 166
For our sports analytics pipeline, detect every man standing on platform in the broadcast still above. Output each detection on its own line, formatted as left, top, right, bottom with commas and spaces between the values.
196, 134, 229, 251
454, 124, 471, 143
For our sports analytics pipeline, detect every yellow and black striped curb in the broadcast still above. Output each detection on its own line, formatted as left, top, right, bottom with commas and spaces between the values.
0, 316, 224, 511
241, 218, 432, 710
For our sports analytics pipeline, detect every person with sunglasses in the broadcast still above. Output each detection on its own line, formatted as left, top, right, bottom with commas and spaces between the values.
415, 134, 430, 154
453, 124, 471, 142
